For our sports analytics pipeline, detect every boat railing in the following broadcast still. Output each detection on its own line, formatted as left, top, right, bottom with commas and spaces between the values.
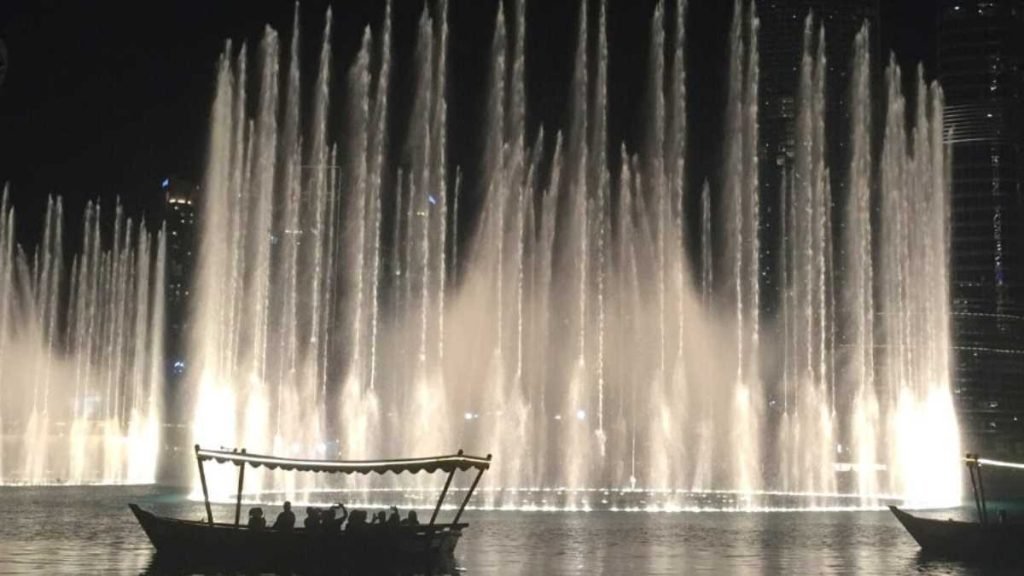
176, 517, 470, 534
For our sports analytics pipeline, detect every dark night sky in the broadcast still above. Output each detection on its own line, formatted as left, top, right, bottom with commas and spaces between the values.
0, 0, 938, 248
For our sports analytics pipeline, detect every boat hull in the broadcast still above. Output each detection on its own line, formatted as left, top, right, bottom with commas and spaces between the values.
130, 504, 462, 573
890, 505, 1024, 560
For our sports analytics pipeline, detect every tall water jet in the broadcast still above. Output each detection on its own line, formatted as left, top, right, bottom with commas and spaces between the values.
778, 16, 837, 498
845, 23, 879, 501
0, 190, 164, 485
878, 62, 960, 507
721, 0, 762, 493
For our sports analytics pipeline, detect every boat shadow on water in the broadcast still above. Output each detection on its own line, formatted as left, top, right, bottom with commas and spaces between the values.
140, 552, 465, 576
914, 551, 1024, 576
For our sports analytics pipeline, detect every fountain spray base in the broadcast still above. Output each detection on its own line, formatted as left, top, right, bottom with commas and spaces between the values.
215, 486, 934, 513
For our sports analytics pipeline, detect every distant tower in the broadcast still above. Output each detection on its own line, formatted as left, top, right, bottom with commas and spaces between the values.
755, 0, 881, 309
163, 177, 197, 382
0, 38, 8, 88
757, 0, 881, 179
939, 0, 1024, 454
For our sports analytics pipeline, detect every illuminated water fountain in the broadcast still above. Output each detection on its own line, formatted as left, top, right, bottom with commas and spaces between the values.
0, 191, 165, 485
190, 0, 960, 509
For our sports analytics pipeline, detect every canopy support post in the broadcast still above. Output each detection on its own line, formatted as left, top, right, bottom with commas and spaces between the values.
430, 449, 464, 526
977, 457, 989, 525
195, 444, 213, 525
967, 454, 984, 523
453, 453, 491, 525
430, 470, 456, 526
234, 448, 247, 527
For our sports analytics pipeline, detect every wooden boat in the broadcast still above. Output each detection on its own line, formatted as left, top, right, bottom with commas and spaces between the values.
889, 505, 1024, 560
131, 445, 491, 574
890, 453, 1024, 561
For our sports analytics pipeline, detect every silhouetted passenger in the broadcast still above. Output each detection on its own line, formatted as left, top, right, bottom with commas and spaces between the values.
304, 507, 320, 530
372, 510, 387, 524
320, 507, 336, 530
321, 503, 348, 532
347, 509, 368, 530
401, 510, 420, 526
387, 506, 401, 527
273, 500, 296, 530
247, 507, 266, 530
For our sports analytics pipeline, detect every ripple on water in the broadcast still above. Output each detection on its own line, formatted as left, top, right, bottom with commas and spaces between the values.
0, 486, 1000, 576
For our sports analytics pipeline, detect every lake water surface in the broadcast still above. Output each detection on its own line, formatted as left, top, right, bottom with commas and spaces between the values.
0, 486, 1010, 575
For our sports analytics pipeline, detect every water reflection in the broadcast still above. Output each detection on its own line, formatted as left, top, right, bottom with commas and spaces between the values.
141, 556, 451, 576
0, 486, 1005, 575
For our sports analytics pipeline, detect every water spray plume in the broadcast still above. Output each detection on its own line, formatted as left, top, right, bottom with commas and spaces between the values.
187, 0, 960, 509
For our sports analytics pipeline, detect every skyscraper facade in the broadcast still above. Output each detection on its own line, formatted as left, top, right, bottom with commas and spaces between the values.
163, 177, 197, 377
939, 0, 1024, 454
756, 0, 881, 312
0, 38, 7, 88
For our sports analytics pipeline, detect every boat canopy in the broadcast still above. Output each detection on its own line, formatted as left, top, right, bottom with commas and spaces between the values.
193, 445, 491, 527
196, 447, 491, 475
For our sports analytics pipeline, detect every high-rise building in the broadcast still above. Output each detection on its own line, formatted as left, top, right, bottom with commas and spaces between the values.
163, 177, 197, 379
938, 0, 1024, 455
756, 0, 881, 311
0, 37, 7, 88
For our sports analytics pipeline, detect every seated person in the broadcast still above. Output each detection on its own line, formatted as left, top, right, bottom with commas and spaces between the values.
401, 510, 420, 526
371, 510, 388, 524
272, 500, 296, 530
387, 506, 401, 527
303, 507, 320, 530
247, 507, 266, 530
